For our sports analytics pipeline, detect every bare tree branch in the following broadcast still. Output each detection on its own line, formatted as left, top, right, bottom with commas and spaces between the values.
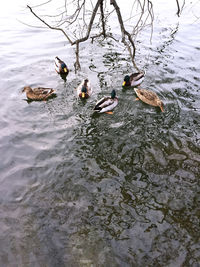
71, 0, 102, 45
26, 0, 182, 72
74, 42, 81, 72
71, 0, 102, 70
176, 0, 181, 16
176, 0, 185, 16
31, 0, 53, 8
27, 5, 73, 44
91, 32, 118, 43
100, 0, 106, 37
110, 0, 138, 70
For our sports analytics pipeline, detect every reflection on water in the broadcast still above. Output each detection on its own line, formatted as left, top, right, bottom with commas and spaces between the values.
0, 0, 200, 266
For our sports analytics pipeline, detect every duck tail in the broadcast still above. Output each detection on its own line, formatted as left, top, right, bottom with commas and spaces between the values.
55, 56, 61, 62
138, 71, 145, 79
94, 105, 102, 112
50, 89, 55, 94
142, 70, 146, 76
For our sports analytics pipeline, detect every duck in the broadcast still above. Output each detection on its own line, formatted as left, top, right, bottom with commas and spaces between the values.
22, 86, 55, 101
94, 89, 118, 114
55, 56, 69, 80
134, 88, 164, 112
76, 79, 92, 99
122, 71, 145, 87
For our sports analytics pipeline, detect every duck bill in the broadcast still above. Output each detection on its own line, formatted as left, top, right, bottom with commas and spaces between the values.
64, 68, 67, 73
81, 92, 85, 98
122, 81, 126, 86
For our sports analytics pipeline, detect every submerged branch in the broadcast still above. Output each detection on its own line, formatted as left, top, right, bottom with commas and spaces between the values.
110, 0, 139, 71
74, 42, 81, 72
72, 0, 102, 70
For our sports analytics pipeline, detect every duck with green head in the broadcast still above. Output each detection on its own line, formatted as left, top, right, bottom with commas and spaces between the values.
76, 79, 92, 99
122, 71, 145, 87
55, 56, 69, 81
94, 89, 118, 114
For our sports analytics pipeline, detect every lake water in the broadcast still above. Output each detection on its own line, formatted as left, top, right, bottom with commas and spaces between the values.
0, 0, 200, 266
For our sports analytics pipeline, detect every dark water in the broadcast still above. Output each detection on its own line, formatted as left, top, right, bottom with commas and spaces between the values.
0, 1, 200, 266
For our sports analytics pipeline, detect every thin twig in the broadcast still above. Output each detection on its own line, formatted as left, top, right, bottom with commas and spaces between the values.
27, 5, 73, 44
71, 0, 102, 45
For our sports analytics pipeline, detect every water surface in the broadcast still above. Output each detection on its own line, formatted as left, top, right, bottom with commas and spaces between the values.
0, 1, 200, 266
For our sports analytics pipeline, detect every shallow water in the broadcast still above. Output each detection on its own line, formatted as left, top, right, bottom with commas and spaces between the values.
0, 1, 200, 266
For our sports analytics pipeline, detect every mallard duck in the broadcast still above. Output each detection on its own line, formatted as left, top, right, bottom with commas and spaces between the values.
22, 86, 55, 101
94, 89, 118, 114
122, 72, 145, 87
76, 79, 92, 99
55, 57, 69, 79
134, 88, 164, 112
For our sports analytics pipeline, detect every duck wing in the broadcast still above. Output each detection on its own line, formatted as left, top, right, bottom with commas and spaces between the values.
101, 98, 118, 113
130, 72, 145, 81
33, 87, 54, 95
129, 72, 145, 87
94, 97, 111, 110
55, 65, 60, 73
86, 80, 92, 96
94, 97, 118, 113
134, 88, 159, 106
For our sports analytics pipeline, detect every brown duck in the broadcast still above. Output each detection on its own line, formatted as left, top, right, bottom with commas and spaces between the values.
134, 88, 164, 112
22, 86, 55, 101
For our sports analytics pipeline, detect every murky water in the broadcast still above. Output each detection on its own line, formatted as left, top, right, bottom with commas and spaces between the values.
0, 1, 200, 266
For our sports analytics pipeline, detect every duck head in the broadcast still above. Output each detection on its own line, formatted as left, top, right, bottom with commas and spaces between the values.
122, 75, 130, 86
61, 62, 68, 73
84, 79, 89, 84
22, 86, 32, 93
111, 89, 116, 99
81, 86, 87, 98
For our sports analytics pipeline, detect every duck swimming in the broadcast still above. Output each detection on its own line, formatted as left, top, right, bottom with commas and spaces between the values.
122, 72, 145, 87
55, 56, 69, 80
134, 88, 164, 112
22, 86, 55, 101
76, 79, 92, 99
94, 89, 118, 114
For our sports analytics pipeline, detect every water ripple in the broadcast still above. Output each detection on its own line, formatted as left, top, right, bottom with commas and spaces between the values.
0, 1, 200, 266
